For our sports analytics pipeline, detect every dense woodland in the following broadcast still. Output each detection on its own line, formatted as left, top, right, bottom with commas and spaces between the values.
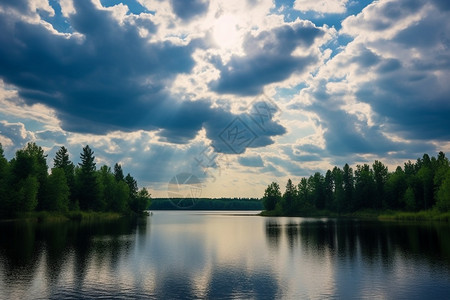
0, 142, 151, 218
262, 152, 450, 216
150, 198, 263, 210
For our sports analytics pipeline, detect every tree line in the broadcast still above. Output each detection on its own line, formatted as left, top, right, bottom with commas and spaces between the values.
262, 152, 450, 215
150, 198, 263, 210
0, 142, 151, 217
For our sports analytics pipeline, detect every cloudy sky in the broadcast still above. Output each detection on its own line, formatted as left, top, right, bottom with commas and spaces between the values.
1, 0, 449, 198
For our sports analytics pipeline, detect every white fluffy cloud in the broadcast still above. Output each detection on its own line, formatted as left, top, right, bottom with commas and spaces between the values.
294, 0, 348, 14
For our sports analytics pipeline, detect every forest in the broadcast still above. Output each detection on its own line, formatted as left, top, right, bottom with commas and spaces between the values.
262, 152, 450, 216
150, 198, 263, 210
0, 142, 151, 218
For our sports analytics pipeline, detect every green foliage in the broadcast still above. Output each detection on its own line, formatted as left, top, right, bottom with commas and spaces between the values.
385, 166, 407, 209
343, 163, 354, 211
42, 168, 70, 212
282, 179, 296, 214
8, 143, 48, 212
331, 167, 344, 213
77, 145, 102, 211
97, 165, 130, 213
262, 182, 281, 211
436, 170, 450, 212
15, 176, 39, 212
0, 143, 148, 218
354, 164, 375, 210
125, 173, 138, 199
53, 146, 75, 203
403, 187, 416, 211
149, 198, 262, 210
309, 172, 325, 210
130, 188, 151, 214
262, 152, 450, 219
114, 163, 124, 182
0, 144, 10, 215
373, 160, 388, 209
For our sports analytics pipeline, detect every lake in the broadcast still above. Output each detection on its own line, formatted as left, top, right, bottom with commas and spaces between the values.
1, 211, 450, 299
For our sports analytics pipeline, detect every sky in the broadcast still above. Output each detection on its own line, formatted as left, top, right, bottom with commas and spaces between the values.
0, 0, 450, 198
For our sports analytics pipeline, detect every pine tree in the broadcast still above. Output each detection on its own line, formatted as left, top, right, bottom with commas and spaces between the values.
114, 163, 124, 182
262, 182, 281, 211
77, 145, 102, 211
0, 144, 10, 215
53, 146, 75, 203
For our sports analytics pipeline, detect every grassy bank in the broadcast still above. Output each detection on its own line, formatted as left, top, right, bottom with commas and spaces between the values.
260, 209, 450, 222
378, 210, 450, 222
5, 211, 124, 223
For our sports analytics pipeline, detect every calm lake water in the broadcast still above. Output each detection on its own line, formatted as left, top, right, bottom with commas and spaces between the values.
1, 211, 450, 299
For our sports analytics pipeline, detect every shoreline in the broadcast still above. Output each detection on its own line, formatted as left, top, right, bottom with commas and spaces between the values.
259, 209, 450, 222
0, 210, 139, 223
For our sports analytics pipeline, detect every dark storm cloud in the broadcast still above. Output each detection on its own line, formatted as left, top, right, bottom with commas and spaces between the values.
356, 75, 450, 141
36, 130, 67, 145
282, 144, 323, 162
209, 22, 325, 96
0, 0, 30, 13
431, 0, 450, 11
0, 0, 192, 132
352, 1, 450, 142
350, 47, 380, 68
238, 155, 264, 167
203, 102, 286, 154
377, 58, 401, 73
302, 80, 433, 157
0, 0, 285, 149
317, 105, 399, 155
170, 0, 209, 21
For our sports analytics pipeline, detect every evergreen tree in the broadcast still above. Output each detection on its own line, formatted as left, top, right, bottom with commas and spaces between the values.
130, 188, 151, 214
386, 166, 407, 209
373, 160, 388, 209
343, 164, 354, 212
332, 167, 345, 214
354, 164, 375, 210
417, 154, 434, 210
433, 152, 450, 189
436, 170, 450, 212
262, 182, 281, 211
53, 146, 75, 204
77, 145, 101, 211
0, 144, 10, 215
324, 170, 334, 210
282, 179, 296, 214
125, 173, 138, 199
114, 163, 124, 182
309, 172, 325, 210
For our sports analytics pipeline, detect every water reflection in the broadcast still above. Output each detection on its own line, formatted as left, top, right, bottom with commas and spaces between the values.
0, 217, 143, 299
263, 219, 450, 266
264, 218, 450, 299
265, 220, 281, 250
0, 213, 449, 299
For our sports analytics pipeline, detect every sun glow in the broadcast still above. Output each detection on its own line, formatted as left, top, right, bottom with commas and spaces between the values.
212, 14, 241, 50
